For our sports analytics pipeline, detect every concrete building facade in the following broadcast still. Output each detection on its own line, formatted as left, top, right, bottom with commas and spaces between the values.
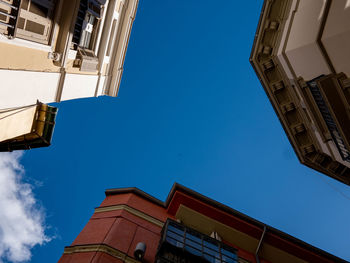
250, 0, 350, 184
0, 0, 138, 150
58, 184, 346, 263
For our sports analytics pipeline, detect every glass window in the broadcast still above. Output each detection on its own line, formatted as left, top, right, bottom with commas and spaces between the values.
162, 220, 237, 263
221, 248, 237, 259
186, 232, 202, 245
222, 255, 236, 263
185, 245, 202, 257
203, 253, 216, 263
186, 239, 202, 251
72, 0, 103, 51
167, 231, 183, 243
168, 224, 184, 236
203, 239, 219, 252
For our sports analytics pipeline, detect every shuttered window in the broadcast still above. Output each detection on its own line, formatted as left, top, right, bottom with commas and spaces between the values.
72, 0, 102, 50
0, 0, 20, 37
16, 0, 56, 44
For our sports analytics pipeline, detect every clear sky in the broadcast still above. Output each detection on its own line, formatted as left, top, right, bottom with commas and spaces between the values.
2, 0, 350, 262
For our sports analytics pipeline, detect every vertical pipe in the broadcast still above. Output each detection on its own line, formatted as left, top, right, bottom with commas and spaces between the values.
255, 226, 266, 263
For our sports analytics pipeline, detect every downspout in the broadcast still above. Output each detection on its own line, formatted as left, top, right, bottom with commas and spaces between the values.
255, 226, 266, 263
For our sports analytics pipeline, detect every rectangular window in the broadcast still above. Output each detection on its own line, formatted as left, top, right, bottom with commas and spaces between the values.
0, 0, 20, 37
72, 0, 103, 51
308, 77, 350, 163
0, 0, 56, 44
157, 219, 238, 263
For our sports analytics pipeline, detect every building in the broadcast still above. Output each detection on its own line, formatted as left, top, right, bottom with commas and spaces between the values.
0, 0, 138, 151
250, 0, 350, 185
58, 183, 346, 263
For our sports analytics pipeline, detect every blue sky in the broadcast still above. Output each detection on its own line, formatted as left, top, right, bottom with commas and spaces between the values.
6, 0, 350, 262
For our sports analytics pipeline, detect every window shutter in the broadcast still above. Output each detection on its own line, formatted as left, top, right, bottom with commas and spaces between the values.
15, 0, 56, 44
72, 0, 102, 50
0, 0, 20, 36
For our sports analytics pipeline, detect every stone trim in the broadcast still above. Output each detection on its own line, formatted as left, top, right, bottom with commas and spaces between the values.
250, 0, 350, 185
95, 204, 164, 227
64, 243, 139, 263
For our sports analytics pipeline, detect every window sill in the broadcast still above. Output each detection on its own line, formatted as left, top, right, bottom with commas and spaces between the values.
0, 34, 53, 52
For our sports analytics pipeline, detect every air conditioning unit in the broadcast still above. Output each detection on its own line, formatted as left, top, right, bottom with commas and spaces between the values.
74, 48, 99, 72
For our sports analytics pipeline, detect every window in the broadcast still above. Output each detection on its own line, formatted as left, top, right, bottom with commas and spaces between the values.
16, 0, 56, 44
0, 0, 21, 37
0, 0, 56, 44
157, 219, 238, 263
308, 77, 350, 163
72, 0, 103, 51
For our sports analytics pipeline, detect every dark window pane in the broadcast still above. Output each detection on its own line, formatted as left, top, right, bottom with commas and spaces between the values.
203, 247, 220, 260
29, 3, 48, 17
185, 245, 202, 257
0, 8, 7, 21
203, 239, 219, 252
17, 18, 25, 29
203, 253, 216, 263
222, 255, 236, 263
168, 224, 184, 236
25, 20, 45, 34
222, 248, 237, 259
167, 231, 183, 243
186, 231, 202, 244
186, 239, 202, 251
21, 0, 29, 10
159, 221, 237, 263
166, 236, 183, 248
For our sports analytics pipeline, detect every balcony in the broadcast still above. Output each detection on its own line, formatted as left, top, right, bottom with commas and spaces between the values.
0, 102, 57, 151
308, 76, 350, 163
156, 219, 238, 263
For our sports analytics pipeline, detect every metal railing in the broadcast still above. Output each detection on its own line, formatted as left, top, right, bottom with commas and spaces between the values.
0, 0, 21, 37
156, 219, 238, 263
308, 79, 350, 162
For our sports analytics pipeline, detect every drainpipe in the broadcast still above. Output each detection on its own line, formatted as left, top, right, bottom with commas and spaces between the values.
255, 226, 266, 263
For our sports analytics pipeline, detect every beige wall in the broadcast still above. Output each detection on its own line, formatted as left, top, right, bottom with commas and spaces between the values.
322, 0, 350, 76
0, 41, 59, 72
284, 0, 331, 81
0, 0, 138, 109
0, 106, 37, 142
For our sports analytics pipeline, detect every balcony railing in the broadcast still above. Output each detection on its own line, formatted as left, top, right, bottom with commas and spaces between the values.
156, 219, 238, 263
308, 78, 350, 163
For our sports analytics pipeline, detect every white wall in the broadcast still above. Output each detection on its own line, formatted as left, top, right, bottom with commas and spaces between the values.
60, 73, 98, 101
0, 70, 59, 109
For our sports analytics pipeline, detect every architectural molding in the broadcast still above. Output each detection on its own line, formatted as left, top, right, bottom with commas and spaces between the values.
250, 0, 350, 185
64, 243, 139, 263
95, 204, 164, 227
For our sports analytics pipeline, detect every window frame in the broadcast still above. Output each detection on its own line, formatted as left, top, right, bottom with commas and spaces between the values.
0, 0, 61, 50
158, 219, 239, 263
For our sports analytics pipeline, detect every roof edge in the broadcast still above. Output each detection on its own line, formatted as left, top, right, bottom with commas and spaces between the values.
105, 183, 347, 262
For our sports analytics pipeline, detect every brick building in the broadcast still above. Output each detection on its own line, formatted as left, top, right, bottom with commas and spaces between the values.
58, 183, 346, 263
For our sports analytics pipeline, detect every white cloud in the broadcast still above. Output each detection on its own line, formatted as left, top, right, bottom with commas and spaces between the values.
0, 152, 50, 262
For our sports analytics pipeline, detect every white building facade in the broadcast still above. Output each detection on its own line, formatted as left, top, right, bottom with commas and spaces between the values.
0, 0, 138, 150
